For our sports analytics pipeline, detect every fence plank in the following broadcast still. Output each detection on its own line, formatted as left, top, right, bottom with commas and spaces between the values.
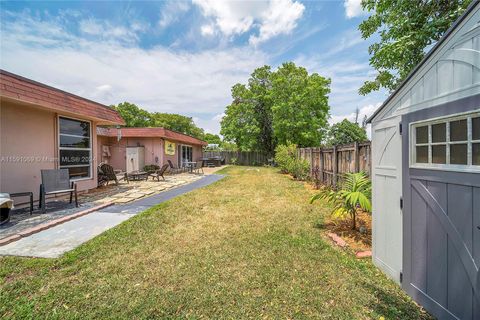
297, 141, 371, 188
202, 150, 269, 166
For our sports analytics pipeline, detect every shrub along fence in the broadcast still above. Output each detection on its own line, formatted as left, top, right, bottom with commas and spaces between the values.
297, 141, 371, 187
202, 151, 270, 166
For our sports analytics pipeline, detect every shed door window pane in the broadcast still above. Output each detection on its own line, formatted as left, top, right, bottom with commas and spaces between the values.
472, 143, 480, 166
416, 126, 428, 144
473, 143, 480, 165
432, 123, 446, 143
416, 146, 428, 163
450, 119, 467, 141
473, 117, 480, 140
432, 145, 446, 164
450, 144, 467, 165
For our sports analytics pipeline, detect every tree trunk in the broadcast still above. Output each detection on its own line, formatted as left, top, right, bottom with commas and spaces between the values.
351, 210, 356, 230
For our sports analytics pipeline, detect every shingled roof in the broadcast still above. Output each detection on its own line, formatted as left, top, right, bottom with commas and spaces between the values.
0, 70, 124, 125
97, 127, 208, 146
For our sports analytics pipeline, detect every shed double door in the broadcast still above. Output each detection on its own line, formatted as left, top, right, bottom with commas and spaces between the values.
402, 97, 480, 319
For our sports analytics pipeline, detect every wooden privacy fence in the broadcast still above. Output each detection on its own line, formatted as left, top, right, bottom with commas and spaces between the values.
297, 141, 371, 187
202, 151, 270, 166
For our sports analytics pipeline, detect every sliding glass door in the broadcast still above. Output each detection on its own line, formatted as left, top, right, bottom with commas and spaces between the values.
181, 145, 193, 165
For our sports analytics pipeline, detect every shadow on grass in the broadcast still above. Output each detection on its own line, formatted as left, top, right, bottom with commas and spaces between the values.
358, 277, 433, 319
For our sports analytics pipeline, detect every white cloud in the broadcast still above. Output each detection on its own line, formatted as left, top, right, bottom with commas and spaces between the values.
249, 0, 304, 46
193, 0, 304, 44
194, 113, 225, 134
79, 18, 142, 43
329, 103, 380, 125
344, 0, 365, 19
201, 24, 215, 36
158, 1, 190, 28
0, 10, 268, 135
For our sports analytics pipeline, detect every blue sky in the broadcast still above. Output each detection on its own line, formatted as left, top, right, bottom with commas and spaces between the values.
0, 0, 387, 134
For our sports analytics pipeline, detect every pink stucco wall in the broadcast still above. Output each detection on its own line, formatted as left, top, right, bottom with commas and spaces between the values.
97, 136, 203, 171
0, 101, 99, 205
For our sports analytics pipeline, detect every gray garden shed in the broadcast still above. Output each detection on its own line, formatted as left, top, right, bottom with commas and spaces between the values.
368, 2, 480, 319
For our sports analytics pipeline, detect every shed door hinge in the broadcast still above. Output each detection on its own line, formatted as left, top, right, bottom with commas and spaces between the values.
399, 122, 403, 135
400, 197, 403, 210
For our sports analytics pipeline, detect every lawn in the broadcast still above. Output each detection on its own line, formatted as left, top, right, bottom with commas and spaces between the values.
0, 166, 430, 319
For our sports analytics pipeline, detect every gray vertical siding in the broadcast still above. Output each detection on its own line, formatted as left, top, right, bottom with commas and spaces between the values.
402, 95, 480, 319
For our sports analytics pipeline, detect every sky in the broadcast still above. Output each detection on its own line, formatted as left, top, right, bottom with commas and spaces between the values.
0, 0, 387, 135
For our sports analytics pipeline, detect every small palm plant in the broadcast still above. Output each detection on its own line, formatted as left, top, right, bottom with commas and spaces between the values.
310, 172, 371, 230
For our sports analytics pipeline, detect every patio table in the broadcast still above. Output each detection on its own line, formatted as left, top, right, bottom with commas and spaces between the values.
183, 162, 197, 173
126, 171, 149, 181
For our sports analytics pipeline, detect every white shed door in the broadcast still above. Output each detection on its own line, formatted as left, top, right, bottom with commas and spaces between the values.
372, 116, 403, 283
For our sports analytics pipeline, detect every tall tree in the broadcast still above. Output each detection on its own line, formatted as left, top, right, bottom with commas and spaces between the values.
221, 66, 275, 154
112, 102, 206, 139
271, 62, 330, 147
150, 112, 205, 139
358, 0, 473, 95
113, 102, 151, 127
204, 133, 222, 145
327, 119, 368, 146
221, 63, 330, 153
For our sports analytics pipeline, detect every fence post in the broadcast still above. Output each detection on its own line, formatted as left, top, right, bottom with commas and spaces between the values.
354, 141, 360, 173
310, 148, 315, 178
332, 145, 338, 188
319, 147, 324, 183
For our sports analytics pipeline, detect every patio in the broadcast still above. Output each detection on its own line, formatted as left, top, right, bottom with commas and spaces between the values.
0, 171, 215, 242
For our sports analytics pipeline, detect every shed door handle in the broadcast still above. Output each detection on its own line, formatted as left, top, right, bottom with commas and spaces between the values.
477, 226, 480, 230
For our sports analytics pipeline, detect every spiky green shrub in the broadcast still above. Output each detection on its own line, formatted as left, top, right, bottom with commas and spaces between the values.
310, 172, 371, 230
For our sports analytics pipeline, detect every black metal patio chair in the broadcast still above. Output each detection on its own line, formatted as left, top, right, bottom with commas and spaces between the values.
39, 169, 78, 213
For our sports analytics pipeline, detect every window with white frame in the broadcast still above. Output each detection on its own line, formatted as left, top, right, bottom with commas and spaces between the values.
58, 117, 92, 179
411, 112, 480, 170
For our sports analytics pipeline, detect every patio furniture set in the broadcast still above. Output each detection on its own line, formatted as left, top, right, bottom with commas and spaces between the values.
1, 160, 205, 224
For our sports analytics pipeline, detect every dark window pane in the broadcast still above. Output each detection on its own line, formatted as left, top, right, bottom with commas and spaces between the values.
473, 143, 480, 166
450, 144, 467, 165
63, 166, 90, 179
450, 119, 467, 141
432, 123, 446, 143
59, 150, 91, 166
416, 126, 428, 144
416, 146, 428, 163
473, 117, 480, 140
432, 145, 446, 164
60, 135, 90, 148
59, 117, 90, 137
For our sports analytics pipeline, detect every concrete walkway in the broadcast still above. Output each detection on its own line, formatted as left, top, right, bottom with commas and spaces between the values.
0, 174, 224, 258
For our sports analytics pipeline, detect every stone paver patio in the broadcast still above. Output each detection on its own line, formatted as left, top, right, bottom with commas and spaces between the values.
0, 172, 206, 241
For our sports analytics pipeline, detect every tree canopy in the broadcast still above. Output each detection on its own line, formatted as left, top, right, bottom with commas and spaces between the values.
203, 133, 222, 145
112, 102, 206, 140
326, 119, 368, 146
221, 62, 330, 154
358, 0, 473, 95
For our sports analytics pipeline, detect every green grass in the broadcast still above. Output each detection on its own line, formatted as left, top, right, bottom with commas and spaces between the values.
0, 166, 430, 319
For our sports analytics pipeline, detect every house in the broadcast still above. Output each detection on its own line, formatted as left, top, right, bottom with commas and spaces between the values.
368, 2, 479, 319
96, 127, 207, 172
0, 70, 125, 205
